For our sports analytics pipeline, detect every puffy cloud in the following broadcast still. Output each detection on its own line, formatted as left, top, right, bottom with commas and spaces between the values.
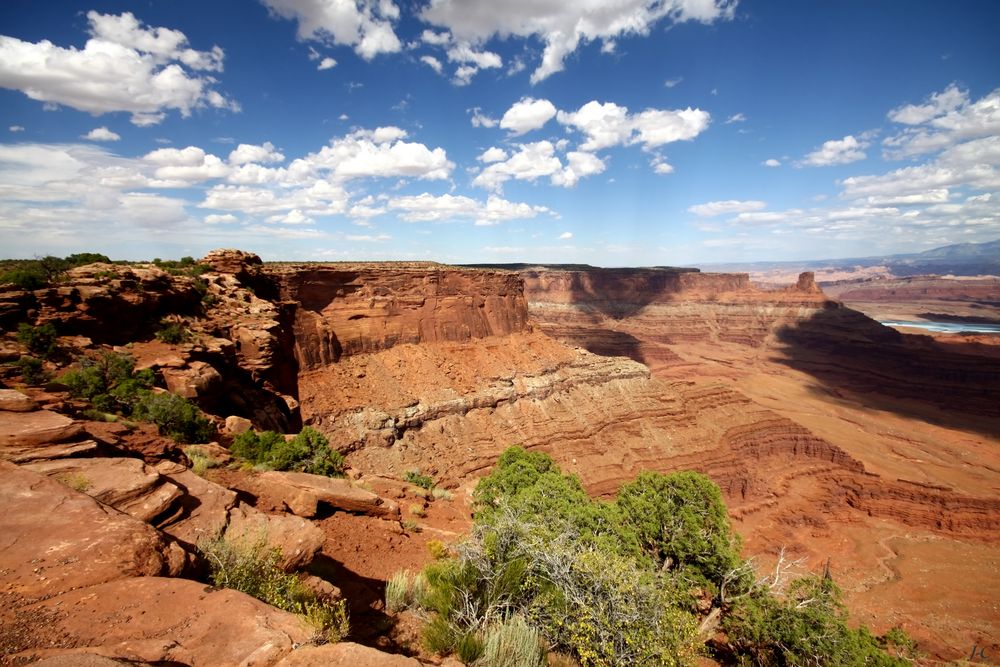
688, 200, 767, 217
477, 147, 508, 163
83, 127, 121, 142
446, 42, 502, 85
556, 101, 631, 151
305, 128, 452, 180
559, 231, 573, 239
469, 107, 498, 128
473, 141, 606, 191
268, 209, 314, 225
421, 29, 452, 45
557, 100, 710, 152
888, 83, 967, 125
9, 125, 25, 133
420, 0, 735, 83
763, 158, 781, 167
260, 0, 402, 60
472, 141, 563, 190
204, 213, 238, 224
663, 77, 683, 88
143, 146, 231, 184
551, 151, 606, 187
883, 86, 1000, 158
228, 142, 285, 165
499, 97, 557, 135
0, 11, 236, 125
631, 107, 711, 148
317, 56, 337, 70
802, 135, 868, 167
387, 192, 550, 225
420, 54, 443, 74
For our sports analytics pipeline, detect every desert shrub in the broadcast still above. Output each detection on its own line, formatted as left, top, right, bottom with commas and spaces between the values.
1, 266, 48, 290
404, 468, 435, 489
616, 470, 744, 589
154, 321, 191, 344
456, 631, 486, 663
722, 575, 910, 666
417, 509, 700, 665
65, 252, 111, 266
56, 472, 91, 492
386, 570, 414, 612
60, 351, 156, 414
16, 356, 48, 384
473, 446, 557, 513
426, 539, 449, 560
132, 391, 214, 444
409, 503, 427, 518
479, 615, 545, 667
230, 426, 344, 476
184, 445, 223, 476
198, 534, 349, 643
432, 486, 454, 501
17, 322, 58, 358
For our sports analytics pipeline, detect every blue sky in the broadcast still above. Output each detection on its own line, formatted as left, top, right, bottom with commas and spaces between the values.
1, 0, 998, 265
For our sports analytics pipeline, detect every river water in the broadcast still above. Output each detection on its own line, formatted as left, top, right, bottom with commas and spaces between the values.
880, 320, 1000, 334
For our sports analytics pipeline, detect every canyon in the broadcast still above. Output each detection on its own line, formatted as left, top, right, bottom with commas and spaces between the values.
2, 250, 998, 663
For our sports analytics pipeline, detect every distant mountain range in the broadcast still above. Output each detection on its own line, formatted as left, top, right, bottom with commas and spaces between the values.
703, 239, 1000, 277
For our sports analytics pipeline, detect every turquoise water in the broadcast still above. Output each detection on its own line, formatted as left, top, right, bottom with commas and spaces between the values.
880, 320, 1000, 334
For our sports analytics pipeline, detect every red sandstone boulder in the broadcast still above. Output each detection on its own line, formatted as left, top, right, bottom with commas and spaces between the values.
24, 457, 183, 523
12, 577, 312, 666
258, 470, 401, 519
0, 408, 83, 447
0, 461, 183, 601
161, 360, 223, 400
225, 502, 324, 571
0, 388, 37, 412
275, 642, 421, 666
201, 248, 263, 275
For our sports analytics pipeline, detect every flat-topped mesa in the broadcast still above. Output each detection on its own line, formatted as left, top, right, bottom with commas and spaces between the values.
522, 267, 828, 307
266, 264, 530, 370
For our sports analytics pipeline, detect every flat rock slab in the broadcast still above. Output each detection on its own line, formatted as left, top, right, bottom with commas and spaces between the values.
13, 577, 312, 667
225, 502, 324, 571
0, 409, 83, 447
0, 461, 181, 602
3, 438, 99, 464
0, 388, 38, 412
156, 465, 237, 548
258, 470, 400, 520
25, 458, 183, 523
275, 642, 422, 666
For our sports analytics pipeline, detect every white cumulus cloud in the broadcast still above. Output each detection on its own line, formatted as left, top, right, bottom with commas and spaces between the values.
387, 192, 549, 225
228, 142, 285, 165
420, 0, 735, 83
261, 0, 402, 60
557, 100, 710, 152
802, 135, 868, 167
83, 127, 121, 142
500, 97, 557, 135
0, 11, 236, 125
420, 55, 443, 74
688, 200, 767, 217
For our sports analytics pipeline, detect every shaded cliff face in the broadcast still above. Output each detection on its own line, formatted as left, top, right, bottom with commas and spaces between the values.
269, 265, 529, 369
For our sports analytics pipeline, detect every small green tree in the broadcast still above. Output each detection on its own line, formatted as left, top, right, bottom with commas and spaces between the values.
616, 471, 744, 588
230, 427, 344, 476
132, 391, 215, 444
17, 322, 58, 358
